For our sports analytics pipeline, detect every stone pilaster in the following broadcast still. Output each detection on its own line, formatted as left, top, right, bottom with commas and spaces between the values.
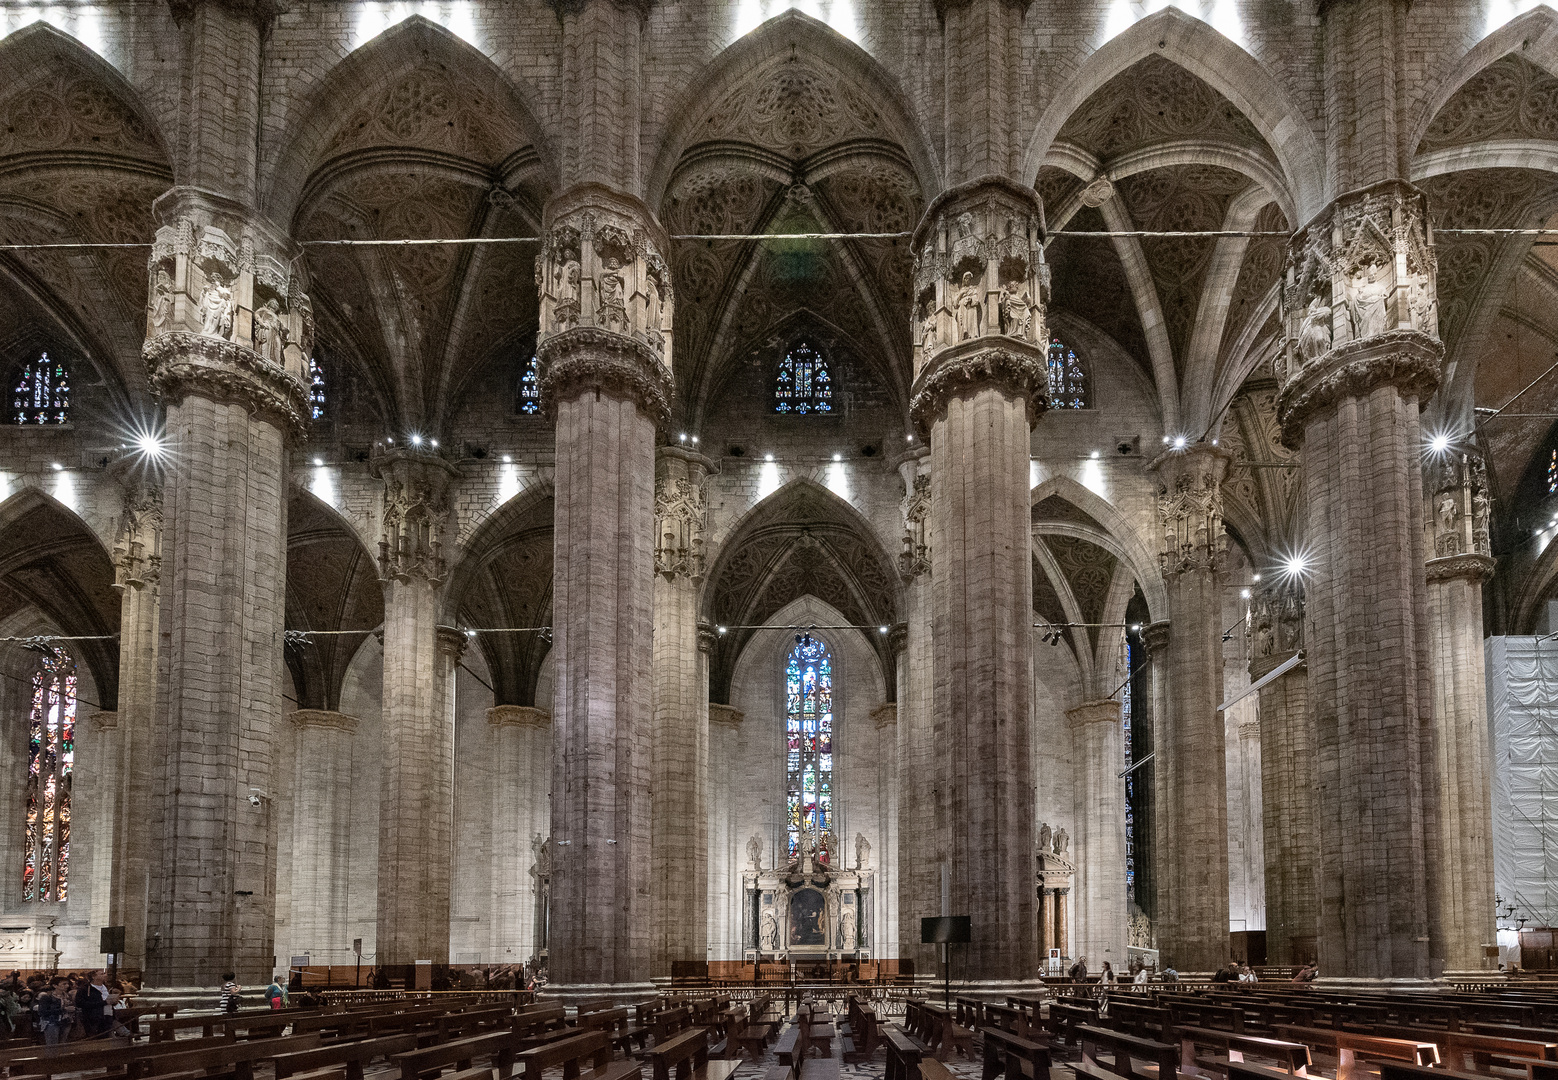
871, 703, 899, 958
911, 179, 1048, 981
1069, 700, 1125, 971
105, 479, 161, 979
539, 185, 672, 989
1147, 444, 1231, 972
708, 702, 743, 959
650, 449, 711, 976
1423, 453, 1497, 972
143, 189, 308, 987
1251, 581, 1316, 966
488, 706, 553, 968
286, 710, 358, 965
1278, 180, 1442, 979
372, 447, 463, 967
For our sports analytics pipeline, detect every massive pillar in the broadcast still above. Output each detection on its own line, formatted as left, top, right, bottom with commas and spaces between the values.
106, 480, 161, 979
1148, 446, 1231, 972
286, 711, 358, 964
911, 179, 1048, 982
650, 449, 711, 975
1278, 181, 1442, 979
142, 199, 311, 985
872, 703, 899, 959
1070, 700, 1126, 970
708, 703, 743, 960
537, 184, 673, 989
489, 706, 552, 968
1423, 454, 1498, 972
373, 448, 463, 967
1253, 582, 1316, 966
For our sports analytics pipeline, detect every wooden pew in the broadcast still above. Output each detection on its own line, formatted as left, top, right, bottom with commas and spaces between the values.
645, 1027, 743, 1080
395, 1029, 527, 1080
129, 1033, 324, 1080
798, 1006, 835, 1060
885, 1026, 928, 1080
1071, 1024, 1179, 1080
1269, 1025, 1438, 1080
514, 1030, 640, 1080
980, 1024, 1053, 1080
920, 1003, 972, 1060
1173, 1026, 1311, 1077
1165, 999, 1246, 1036
1048, 1003, 1099, 1047
1105, 1000, 1172, 1042
0, 1036, 239, 1080
842, 997, 880, 1063
577, 999, 615, 1019
274, 1033, 420, 1080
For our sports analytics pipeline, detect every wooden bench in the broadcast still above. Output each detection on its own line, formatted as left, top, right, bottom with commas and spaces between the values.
985, 1003, 1030, 1037
646, 1027, 743, 1080
842, 998, 881, 1063
921, 1059, 959, 1080
395, 1030, 527, 1080
652, 1008, 696, 1047
1269, 1025, 1438, 1080
1048, 1003, 1100, 1047
1166, 1000, 1246, 1036
980, 1024, 1053, 1080
0, 1036, 240, 1080
1377, 1061, 1490, 1080
515, 1030, 639, 1080
1105, 1000, 1172, 1042
886, 1026, 928, 1080
1071, 1024, 1179, 1080
130, 1033, 324, 1080
1173, 1026, 1310, 1077
577, 999, 616, 1018
274, 1034, 421, 1080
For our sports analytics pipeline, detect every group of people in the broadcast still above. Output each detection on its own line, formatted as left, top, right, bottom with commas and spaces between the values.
1211, 961, 1262, 983
0, 969, 125, 1043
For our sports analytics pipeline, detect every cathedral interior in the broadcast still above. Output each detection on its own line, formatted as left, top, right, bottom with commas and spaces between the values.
3, 0, 1558, 1003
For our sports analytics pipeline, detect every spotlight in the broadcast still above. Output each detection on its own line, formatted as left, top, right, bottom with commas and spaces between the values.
679, 433, 687, 443
878, 625, 889, 634
465, 629, 477, 638
691, 436, 699, 445
1090, 450, 1100, 460
313, 457, 324, 467
717, 625, 728, 635
907, 434, 915, 443
1173, 436, 1187, 450
833, 453, 842, 462
1251, 573, 1261, 582
50, 462, 62, 471
1241, 588, 1251, 599
1130, 624, 1141, 632
764, 453, 774, 462
430, 439, 438, 449
411, 434, 423, 446
502, 455, 512, 464
1428, 433, 1450, 454
134, 432, 165, 458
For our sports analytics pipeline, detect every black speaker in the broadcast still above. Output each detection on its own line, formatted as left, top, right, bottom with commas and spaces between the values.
920, 916, 971, 944
100, 926, 126, 954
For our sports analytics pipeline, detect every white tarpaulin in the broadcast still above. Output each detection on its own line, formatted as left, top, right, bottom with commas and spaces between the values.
1486, 637, 1558, 928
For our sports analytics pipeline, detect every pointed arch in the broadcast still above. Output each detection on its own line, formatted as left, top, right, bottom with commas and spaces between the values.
261, 15, 557, 223
1022, 8, 1322, 221
1029, 475, 1166, 620
647, 10, 940, 213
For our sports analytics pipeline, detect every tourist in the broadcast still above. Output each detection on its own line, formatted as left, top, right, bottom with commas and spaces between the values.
220, 972, 241, 1014
75, 971, 107, 1037
1211, 962, 1233, 983
34, 981, 62, 1045
1238, 963, 1258, 984
1068, 955, 1088, 981
265, 974, 287, 1010
1132, 963, 1150, 991
0, 983, 18, 1034
1292, 963, 1318, 983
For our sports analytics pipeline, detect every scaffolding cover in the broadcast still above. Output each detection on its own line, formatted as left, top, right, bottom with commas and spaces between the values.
1487, 637, 1558, 928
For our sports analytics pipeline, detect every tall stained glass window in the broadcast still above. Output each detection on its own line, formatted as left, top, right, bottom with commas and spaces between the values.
23, 647, 76, 902
518, 355, 541, 415
1548, 449, 1557, 495
1047, 339, 1089, 409
775, 342, 832, 415
308, 357, 326, 421
785, 634, 833, 862
1122, 634, 1135, 901
13, 354, 69, 425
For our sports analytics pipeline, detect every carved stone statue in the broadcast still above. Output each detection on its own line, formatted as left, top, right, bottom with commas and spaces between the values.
855, 832, 870, 869
1000, 286, 1030, 339
838, 904, 857, 951
1038, 822, 1052, 854
253, 298, 283, 365
199, 277, 233, 339
1298, 293, 1331, 363
1055, 827, 1069, 856
531, 833, 550, 878
760, 909, 779, 952
955, 272, 982, 341
1408, 272, 1437, 337
1348, 260, 1389, 340
747, 834, 763, 871
1436, 491, 1458, 534
598, 256, 627, 333
149, 269, 174, 336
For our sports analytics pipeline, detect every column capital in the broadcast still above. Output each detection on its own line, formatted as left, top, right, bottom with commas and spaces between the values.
1065, 699, 1121, 727
1142, 620, 1171, 656
1277, 180, 1443, 447
537, 183, 674, 426
709, 703, 744, 729
111, 481, 163, 592
436, 625, 469, 661
908, 177, 1050, 433
1250, 577, 1304, 668
288, 709, 360, 733
1424, 450, 1492, 563
898, 473, 931, 579
871, 703, 898, 730
655, 453, 709, 581
697, 623, 718, 654
887, 622, 909, 657
487, 705, 552, 728
371, 448, 460, 585
167, 0, 287, 28
1149, 444, 1231, 577
1426, 553, 1495, 584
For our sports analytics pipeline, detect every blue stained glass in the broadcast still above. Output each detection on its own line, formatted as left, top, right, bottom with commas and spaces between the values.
518, 354, 541, 415
13, 353, 69, 425
774, 341, 833, 415
1047, 339, 1090, 409
23, 647, 74, 902
785, 634, 834, 862
308, 357, 326, 420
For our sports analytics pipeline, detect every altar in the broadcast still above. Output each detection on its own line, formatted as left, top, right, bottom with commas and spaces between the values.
742, 826, 875, 962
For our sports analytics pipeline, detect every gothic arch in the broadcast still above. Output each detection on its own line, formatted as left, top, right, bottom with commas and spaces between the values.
1021, 7, 1323, 220
262, 15, 556, 223
646, 9, 940, 212
1028, 476, 1165, 621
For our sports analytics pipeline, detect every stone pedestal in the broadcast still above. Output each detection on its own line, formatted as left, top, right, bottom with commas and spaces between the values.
142, 192, 309, 986
1148, 445, 1231, 972
1069, 700, 1126, 969
650, 449, 712, 975
287, 710, 358, 964
910, 178, 1048, 980
1278, 180, 1443, 979
538, 185, 673, 988
489, 706, 552, 967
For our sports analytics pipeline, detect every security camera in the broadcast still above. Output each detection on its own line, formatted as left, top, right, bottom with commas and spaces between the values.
247, 794, 262, 807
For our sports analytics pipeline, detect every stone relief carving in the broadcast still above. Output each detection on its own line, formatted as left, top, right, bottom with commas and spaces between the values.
654, 476, 706, 580
838, 902, 857, 950
760, 908, 779, 952
1419, 54, 1558, 154
899, 473, 931, 579
112, 483, 162, 591
1424, 451, 1493, 569
1250, 578, 1304, 659
372, 449, 459, 586
1155, 449, 1230, 577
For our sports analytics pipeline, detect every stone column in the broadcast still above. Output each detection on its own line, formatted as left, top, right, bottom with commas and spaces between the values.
1277, 181, 1442, 979
106, 480, 161, 979
1055, 889, 1069, 959
708, 702, 743, 960
872, 703, 898, 958
1148, 446, 1231, 972
1070, 699, 1125, 970
142, 191, 309, 986
286, 710, 358, 964
537, 185, 673, 990
911, 179, 1048, 982
1141, 620, 1171, 947
650, 449, 711, 976
372, 447, 462, 967
1423, 454, 1497, 972
489, 706, 552, 968
1039, 890, 1053, 956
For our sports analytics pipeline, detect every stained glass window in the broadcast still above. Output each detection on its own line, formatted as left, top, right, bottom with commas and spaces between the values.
308, 357, 326, 421
13, 354, 69, 425
1122, 635, 1135, 901
1548, 449, 1557, 495
775, 342, 832, 415
518, 355, 541, 415
23, 647, 75, 902
785, 634, 833, 863
1047, 339, 1089, 409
